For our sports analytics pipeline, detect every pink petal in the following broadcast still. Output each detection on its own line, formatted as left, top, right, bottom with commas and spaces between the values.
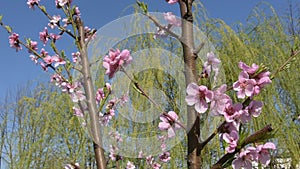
186, 83, 199, 95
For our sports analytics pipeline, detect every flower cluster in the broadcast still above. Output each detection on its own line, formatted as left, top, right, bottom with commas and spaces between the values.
185, 52, 275, 166
99, 99, 116, 126
126, 161, 136, 169
201, 52, 221, 80
158, 111, 181, 138
8, 33, 22, 51
146, 155, 162, 169
233, 62, 272, 99
55, 0, 72, 8
232, 142, 276, 169
103, 48, 133, 79
27, 0, 40, 9
50, 74, 86, 103
95, 83, 111, 104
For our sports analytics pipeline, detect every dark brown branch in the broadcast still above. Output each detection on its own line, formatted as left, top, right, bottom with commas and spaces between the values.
211, 124, 273, 169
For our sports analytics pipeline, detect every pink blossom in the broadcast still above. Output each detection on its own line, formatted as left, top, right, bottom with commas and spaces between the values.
39, 27, 49, 45
65, 82, 80, 93
239, 62, 259, 75
96, 83, 111, 104
103, 48, 133, 79
62, 18, 69, 27
256, 142, 276, 165
40, 62, 48, 71
146, 155, 154, 165
71, 52, 80, 63
232, 147, 257, 169
253, 71, 272, 95
64, 163, 80, 169
109, 145, 119, 161
43, 55, 53, 64
96, 88, 105, 103
138, 151, 143, 158
159, 152, 171, 163
50, 74, 63, 86
84, 26, 96, 41
166, 0, 178, 4
222, 122, 239, 134
27, 0, 40, 9
185, 83, 213, 113
48, 15, 61, 29
158, 111, 181, 138
99, 99, 116, 126
27, 41, 38, 53
40, 48, 49, 57
223, 100, 243, 123
52, 55, 66, 67
146, 155, 162, 168
73, 107, 84, 117
126, 161, 135, 169
210, 84, 230, 116
109, 131, 123, 142
29, 55, 38, 64
222, 130, 239, 153
71, 90, 85, 102
247, 100, 263, 117
50, 33, 61, 41
202, 52, 221, 78
233, 71, 256, 99
8, 33, 22, 51
74, 7, 81, 18
151, 162, 161, 169
118, 93, 129, 106
55, 0, 72, 8
158, 135, 167, 151
163, 12, 181, 27
57, 0, 69, 6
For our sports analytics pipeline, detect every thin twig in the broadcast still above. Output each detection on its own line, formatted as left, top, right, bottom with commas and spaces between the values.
272, 49, 300, 79
144, 13, 182, 41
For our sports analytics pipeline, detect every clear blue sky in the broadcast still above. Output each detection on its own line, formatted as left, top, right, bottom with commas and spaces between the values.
0, 0, 288, 99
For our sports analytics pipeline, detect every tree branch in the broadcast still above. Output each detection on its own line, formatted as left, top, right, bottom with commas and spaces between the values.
77, 18, 107, 169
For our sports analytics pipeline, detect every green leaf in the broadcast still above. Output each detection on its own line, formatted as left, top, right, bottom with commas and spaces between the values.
0, 15, 3, 22
40, 5, 46, 13
5, 25, 11, 33
61, 50, 66, 59
136, 1, 148, 14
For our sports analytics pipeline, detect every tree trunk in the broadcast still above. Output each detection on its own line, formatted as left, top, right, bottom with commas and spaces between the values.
78, 19, 107, 169
178, 1, 202, 168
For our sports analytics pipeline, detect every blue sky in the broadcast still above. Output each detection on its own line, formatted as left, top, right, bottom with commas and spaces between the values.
0, 0, 288, 99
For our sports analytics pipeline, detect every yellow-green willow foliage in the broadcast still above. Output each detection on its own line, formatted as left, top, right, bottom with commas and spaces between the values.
0, 84, 95, 169
1, 1, 299, 168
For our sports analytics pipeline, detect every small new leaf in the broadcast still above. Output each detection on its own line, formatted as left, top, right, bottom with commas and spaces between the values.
61, 50, 66, 59
5, 25, 11, 33
136, 1, 148, 14
40, 5, 46, 13
0, 15, 3, 22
